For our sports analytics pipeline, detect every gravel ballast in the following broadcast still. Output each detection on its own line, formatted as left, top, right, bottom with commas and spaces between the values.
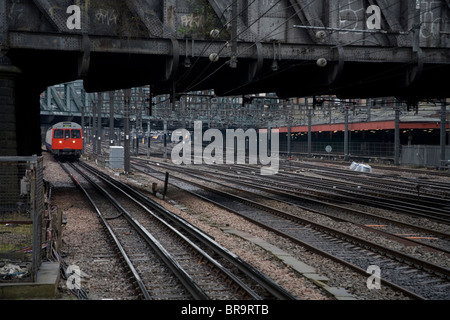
43, 153, 429, 300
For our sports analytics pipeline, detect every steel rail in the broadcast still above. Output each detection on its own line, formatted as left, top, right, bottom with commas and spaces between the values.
135, 158, 450, 241
67, 161, 224, 299
59, 162, 152, 300
79, 160, 297, 300
78, 163, 265, 300
68, 162, 214, 300
136, 162, 450, 278
151, 163, 450, 255
221, 163, 450, 223
132, 162, 450, 299
280, 160, 450, 195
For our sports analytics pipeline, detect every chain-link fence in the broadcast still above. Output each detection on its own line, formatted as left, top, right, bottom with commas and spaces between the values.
0, 156, 44, 282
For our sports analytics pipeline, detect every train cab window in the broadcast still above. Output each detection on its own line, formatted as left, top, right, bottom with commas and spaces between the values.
65, 130, 70, 139
71, 130, 81, 139
54, 129, 63, 139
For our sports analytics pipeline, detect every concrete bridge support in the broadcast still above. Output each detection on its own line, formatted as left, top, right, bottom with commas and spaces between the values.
16, 78, 44, 157
0, 56, 42, 157
0, 57, 21, 156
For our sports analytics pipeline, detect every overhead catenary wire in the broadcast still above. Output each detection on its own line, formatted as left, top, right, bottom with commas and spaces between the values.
152, 1, 446, 110
140, 2, 447, 130
177, 0, 403, 96
177, 0, 441, 89
195, 0, 387, 96
179, 0, 322, 95
179, 0, 289, 94
175, 0, 261, 86
211, 2, 447, 99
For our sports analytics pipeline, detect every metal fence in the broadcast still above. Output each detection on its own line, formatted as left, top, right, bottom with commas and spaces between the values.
280, 141, 395, 159
401, 145, 450, 168
0, 156, 44, 282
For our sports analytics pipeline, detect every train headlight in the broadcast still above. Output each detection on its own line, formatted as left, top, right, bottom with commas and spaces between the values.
59, 140, 63, 144
73, 140, 76, 143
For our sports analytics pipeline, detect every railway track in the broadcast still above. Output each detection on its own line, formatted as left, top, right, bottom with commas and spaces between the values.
283, 157, 450, 178
131, 158, 450, 300
248, 166, 450, 224
281, 160, 450, 200
131, 151, 450, 221
60, 160, 296, 300
135, 160, 450, 256
131, 158, 450, 251
199, 161, 450, 225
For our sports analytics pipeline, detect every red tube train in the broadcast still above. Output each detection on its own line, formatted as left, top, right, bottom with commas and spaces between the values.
45, 122, 83, 159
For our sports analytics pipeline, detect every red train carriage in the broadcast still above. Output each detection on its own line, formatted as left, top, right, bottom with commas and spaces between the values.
45, 122, 83, 159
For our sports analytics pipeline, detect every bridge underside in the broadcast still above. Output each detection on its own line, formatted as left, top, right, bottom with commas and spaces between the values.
10, 42, 450, 99
1, 0, 449, 156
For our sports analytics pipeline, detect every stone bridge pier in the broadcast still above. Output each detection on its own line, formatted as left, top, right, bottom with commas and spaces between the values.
0, 55, 43, 157
0, 56, 21, 156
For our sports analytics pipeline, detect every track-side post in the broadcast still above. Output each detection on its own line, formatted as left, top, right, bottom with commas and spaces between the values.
81, 105, 85, 155
124, 89, 131, 174
163, 171, 169, 200
394, 102, 400, 166
147, 120, 151, 158
96, 93, 103, 156
344, 105, 349, 161
440, 99, 447, 167
287, 125, 291, 159
164, 120, 168, 162
109, 91, 115, 146
307, 98, 312, 158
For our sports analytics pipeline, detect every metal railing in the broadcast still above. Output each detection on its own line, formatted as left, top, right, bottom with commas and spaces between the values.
0, 156, 44, 282
280, 141, 395, 159
401, 145, 450, 168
